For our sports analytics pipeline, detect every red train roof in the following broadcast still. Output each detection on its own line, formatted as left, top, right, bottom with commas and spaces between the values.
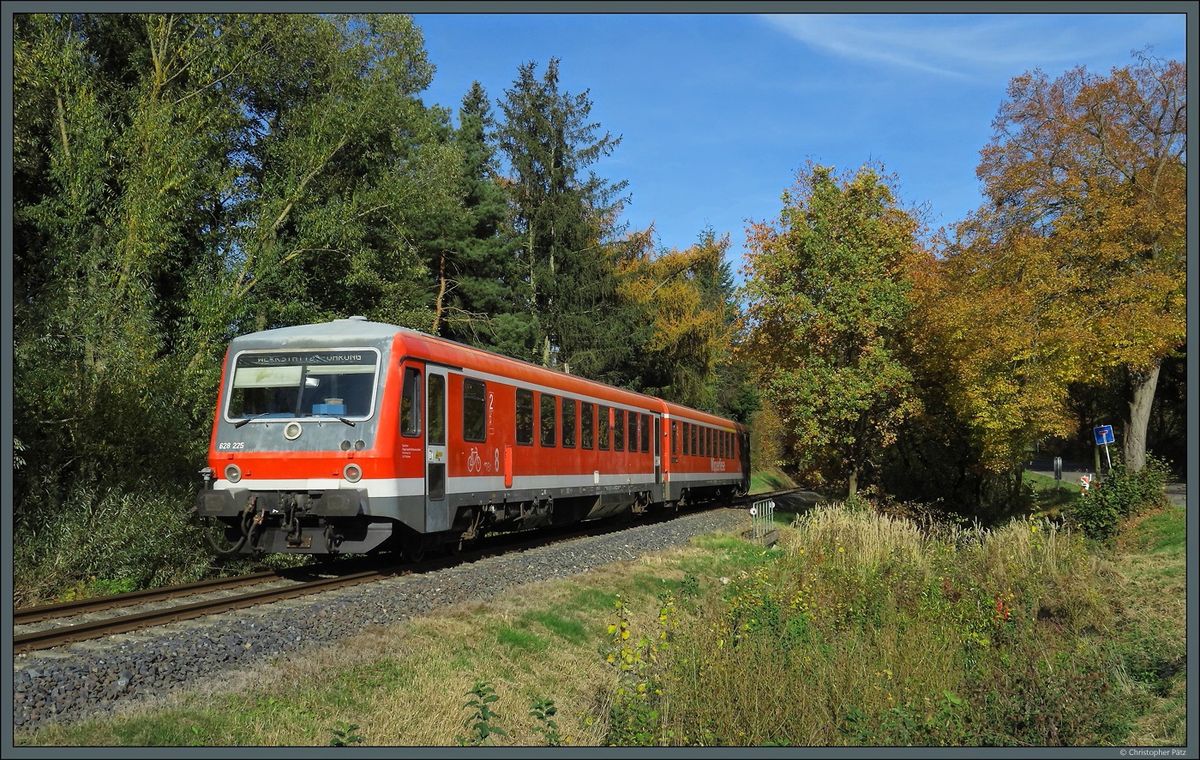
392, 328, 743, 430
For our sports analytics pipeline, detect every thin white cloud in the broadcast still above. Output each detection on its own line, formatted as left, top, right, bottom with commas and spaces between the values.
760, 14, 1181, 80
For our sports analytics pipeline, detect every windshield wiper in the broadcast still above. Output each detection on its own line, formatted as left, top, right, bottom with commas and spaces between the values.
234, 412, 274, 429
308, 413, 356, 427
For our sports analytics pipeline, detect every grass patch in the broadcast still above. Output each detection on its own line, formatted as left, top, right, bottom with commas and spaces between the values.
1023, 470, 1080, 517
1121, 506, 1185, 555
750, 467, 797, 495
493, 623, 550, 653
522, 610, 589, 644
567, 585, 619, 612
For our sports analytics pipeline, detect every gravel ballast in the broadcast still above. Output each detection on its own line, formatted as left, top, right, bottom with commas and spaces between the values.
13, 507, 749, 730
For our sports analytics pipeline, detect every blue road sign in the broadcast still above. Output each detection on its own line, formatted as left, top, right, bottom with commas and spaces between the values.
1093, 425, 1115, 446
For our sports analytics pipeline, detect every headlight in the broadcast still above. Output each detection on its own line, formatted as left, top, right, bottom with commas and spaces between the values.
343, 463, 362, 483
224, 464, 242, 483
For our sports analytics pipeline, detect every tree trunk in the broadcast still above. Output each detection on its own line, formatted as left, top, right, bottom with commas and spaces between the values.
431, 252, 447, 336
848, 468, 858, 498
1123, 360, 1161, 472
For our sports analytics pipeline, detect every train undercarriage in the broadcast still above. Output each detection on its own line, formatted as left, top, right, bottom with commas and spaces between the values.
194, 483, 745, 560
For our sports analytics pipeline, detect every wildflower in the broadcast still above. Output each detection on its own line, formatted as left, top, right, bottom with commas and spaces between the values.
720, 577, 730, 585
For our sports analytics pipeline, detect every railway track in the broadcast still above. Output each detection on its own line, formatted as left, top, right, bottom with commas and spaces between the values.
14, 489, 798, 655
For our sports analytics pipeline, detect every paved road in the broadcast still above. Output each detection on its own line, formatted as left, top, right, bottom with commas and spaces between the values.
1029, 470, 1186, 509
1164, 482, 1187, 508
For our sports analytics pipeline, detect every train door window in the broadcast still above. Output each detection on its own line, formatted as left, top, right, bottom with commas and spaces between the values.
640, 414, 650, 453
628, 412, 637, 453
614, 409, 625, 451
598, 406, 610, 450
400, 367, 421, 437
428, 374, 446, 446
562, 398, 576, 448
581, 402, 594, 449
463, 378, 486, 442
671, 420, 678, 456
516, 388, 533, 445
540, 393, 557, 447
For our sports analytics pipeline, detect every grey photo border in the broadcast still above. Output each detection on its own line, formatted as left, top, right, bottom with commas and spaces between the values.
1, 1, 1195, 757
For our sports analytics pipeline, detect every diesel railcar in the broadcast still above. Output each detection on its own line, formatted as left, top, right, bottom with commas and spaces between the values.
195, 317, 750, 556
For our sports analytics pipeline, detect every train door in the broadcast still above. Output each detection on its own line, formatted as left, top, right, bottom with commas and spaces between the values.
425, 367, 448, 528
653, 416, 662, 497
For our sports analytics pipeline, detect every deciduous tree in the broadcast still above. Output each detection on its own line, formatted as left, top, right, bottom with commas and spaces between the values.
743, 164, 921, 496
974, 54, 1185, 471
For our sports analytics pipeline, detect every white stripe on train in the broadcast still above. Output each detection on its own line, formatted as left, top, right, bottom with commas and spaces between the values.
213, 469, 742, 497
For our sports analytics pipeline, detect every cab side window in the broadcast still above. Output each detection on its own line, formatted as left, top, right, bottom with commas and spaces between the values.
400, 367, 421, 437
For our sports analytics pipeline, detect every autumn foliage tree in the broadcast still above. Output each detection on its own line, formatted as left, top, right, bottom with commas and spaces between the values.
616, 228, 737, 410
743, 165, 921, 496
970, 54, 1186, 471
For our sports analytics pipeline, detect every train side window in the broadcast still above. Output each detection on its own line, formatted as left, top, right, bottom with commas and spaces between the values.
691, 424, 698, 455
671, 420, 678, 456
708, 428, 713, 457
428, 374, 446, 446
719, 430, 725, 458
516, 388, 533, 445
562, 398, 576, 448
683, 422, 690, 455
540, 393, 557, 447
640, 414, 650, 453
724, 431, 729, 458
463, 378, 486, 442
400, 367, 421, 437
598, 406, 610, 450
581, 402, 594, 449
628, 412, 637, 453
614, 409, 625, 451
701, 426, 708, 457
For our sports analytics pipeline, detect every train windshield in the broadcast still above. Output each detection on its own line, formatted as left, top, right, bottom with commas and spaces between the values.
226, 349, 379, 422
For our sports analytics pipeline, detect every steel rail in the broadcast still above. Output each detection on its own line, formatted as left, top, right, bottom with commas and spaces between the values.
14, 570, 281, 625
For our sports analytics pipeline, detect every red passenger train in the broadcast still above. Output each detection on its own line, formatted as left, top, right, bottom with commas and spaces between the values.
195, 317, 750, 556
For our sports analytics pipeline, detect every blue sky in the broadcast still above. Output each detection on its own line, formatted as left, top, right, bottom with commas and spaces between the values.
412, 13, 1186, 276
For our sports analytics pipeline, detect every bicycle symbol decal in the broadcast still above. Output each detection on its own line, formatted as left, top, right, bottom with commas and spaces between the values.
467, 448, 482, 473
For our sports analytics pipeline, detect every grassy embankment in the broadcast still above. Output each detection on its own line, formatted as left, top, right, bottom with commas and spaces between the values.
749, 467, 797, 495
21, 486, 1184, 747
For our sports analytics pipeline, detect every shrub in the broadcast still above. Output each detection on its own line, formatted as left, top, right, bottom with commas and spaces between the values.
13, 484, 215, 605
606, 502, 1124, 746
1067, 456, 1170, 540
